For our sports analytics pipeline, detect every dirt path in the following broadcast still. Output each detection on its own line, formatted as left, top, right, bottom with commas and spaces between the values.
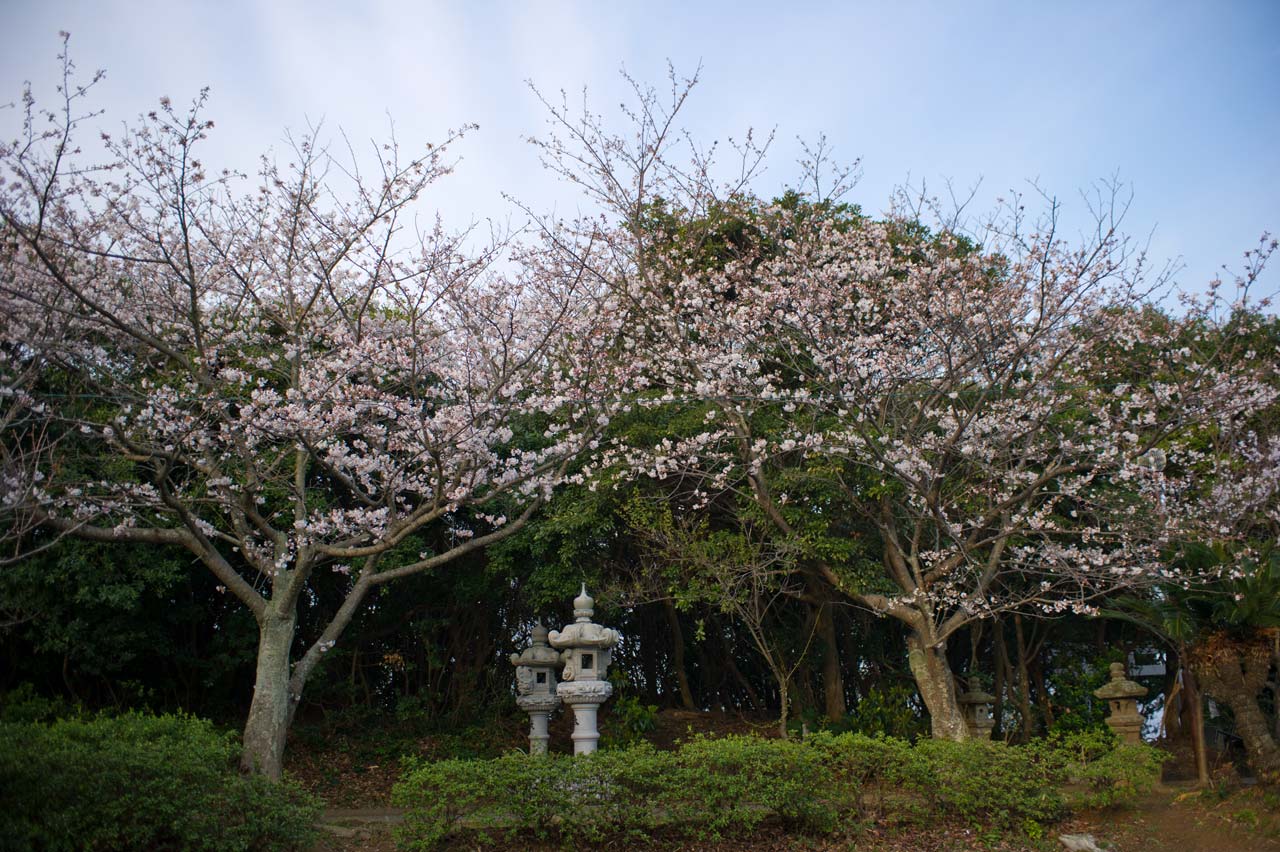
1073, 785, 1280, 851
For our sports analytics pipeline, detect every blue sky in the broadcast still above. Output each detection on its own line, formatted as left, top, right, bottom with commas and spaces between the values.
2, 1, 1277, 301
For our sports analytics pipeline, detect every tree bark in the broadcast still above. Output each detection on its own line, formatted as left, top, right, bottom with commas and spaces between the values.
1014, 614, 1035, 740
1031, 657, 1055, 730
906, 630, 968, 740
1192, 636, 1280, 780
240, 608, 298, 780
663, 600, 698, 711
777, 676, 790, 739
1183, 665, 1210, 787
816, 594, 847, 722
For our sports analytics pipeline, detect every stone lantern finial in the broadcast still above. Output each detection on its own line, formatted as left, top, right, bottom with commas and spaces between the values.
573, 584, 594, 622
1094, 661, 1147, 744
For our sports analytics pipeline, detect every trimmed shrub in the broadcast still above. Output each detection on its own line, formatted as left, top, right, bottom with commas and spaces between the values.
670, 735, 841, 835
809, 728, 1166, 830
0, 712, 320, 852
393, 729, 1168, 848
911, 737, 1064, 826
393, 736, 843, 849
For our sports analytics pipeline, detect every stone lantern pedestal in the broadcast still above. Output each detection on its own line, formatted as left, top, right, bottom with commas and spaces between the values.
1094, 662, 1147, 744
510, 623, 562, 755
549, 586, 620, 755
556, 680, 614, 754
958, 688, 996, 740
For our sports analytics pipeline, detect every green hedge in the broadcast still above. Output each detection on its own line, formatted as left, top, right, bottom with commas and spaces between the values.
392, 735, 841, 849
393, 729, 1167, 848
810, 728, 1166, 827
0, 712, 321, 852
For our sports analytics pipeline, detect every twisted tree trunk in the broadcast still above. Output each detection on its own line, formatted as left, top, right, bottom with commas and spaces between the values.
1191, 632, 1280, 780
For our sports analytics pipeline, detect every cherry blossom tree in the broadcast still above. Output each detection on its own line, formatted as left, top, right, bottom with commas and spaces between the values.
0, 45, 627, 777
618, 198, 1276, 737
524, 70, 1275, 738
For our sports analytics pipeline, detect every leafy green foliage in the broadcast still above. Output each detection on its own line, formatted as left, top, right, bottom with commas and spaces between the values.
812, 729, 1165, 827
393, 730, 1164, 848
1036, 728, 1169, 809
832, 683, 927, 740
1045, 650, 1123, 734
0, 536, 257, 716
0, 682, 75, 723
602, 671, 660, 749
0, 712, 321, 852
393, 735, 842, 849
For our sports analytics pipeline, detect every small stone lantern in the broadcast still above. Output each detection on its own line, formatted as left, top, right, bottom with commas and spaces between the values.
510, 622, 562, 755
1094, 662, 1147, 744
958, 686, 996, 740
548, 585, 620, 755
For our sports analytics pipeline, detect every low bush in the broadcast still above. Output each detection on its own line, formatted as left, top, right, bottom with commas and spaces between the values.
810, 728, 1166, 830
393, 735, 844, 849
1030, 728, 1169, 809
0, 712, 321, 852
393, 728, 1168, 848
0, 682, 76, 724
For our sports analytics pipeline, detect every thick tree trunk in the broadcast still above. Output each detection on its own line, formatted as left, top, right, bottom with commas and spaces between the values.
240, 609, 298, 780
1193, 637, 1280, 780
906, 631, 968, 740
1031, 657, 1055, 730
1206, 678, 1280, 778
818, 599, 847, 722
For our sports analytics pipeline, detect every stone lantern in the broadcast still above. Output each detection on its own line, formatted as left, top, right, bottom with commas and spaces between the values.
548, 585, 620, 755
958, 686, 996, 740
510, 622, 562, 755
1094, 661, 1147, 744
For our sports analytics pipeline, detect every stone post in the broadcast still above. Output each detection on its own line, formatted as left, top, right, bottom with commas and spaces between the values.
549, 585, 620, 755
510, 622, 562, 755
1094, 662, 1147, 744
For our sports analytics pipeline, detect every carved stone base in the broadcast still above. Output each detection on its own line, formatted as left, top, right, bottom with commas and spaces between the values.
516, 694, 560, 756
557, 680, 613, 755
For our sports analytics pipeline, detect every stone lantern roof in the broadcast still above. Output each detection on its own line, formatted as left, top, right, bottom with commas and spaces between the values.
548, 585, 621, 650
958, 688, 996, 705
1093, 662, 1147, 700
509, 623, 561, 668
